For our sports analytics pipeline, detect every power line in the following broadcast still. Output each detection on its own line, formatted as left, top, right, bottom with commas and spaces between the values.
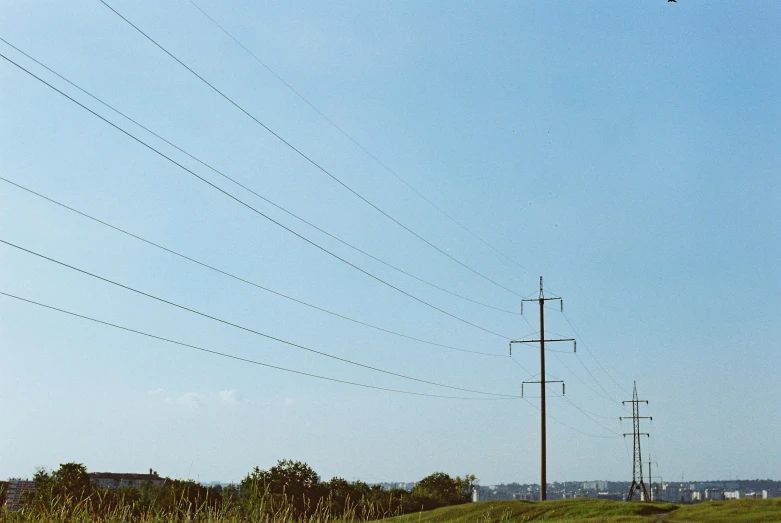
0, 291, 518, 401
541, 284, 628, 395
0, 175, 505, 358
548, 385, 624, 433
0, 50, 514, 340
541, 285, 630, 399
523, 282, 626, 414
509, 354, 533, 377
186, 0, 531, 275
0, 239, 517, 398
561, 311, 631, 395
99, 1, 524, 299
521, 398, 620, 440
572, 353, 627, 408
0, 37, 521, 318
510, 308, 623, 435
549, 350, 622, 406
528, 291, 626, 406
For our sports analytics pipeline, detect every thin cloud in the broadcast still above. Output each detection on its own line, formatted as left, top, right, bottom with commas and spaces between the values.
218, 389, 240, 404
165, 392, 203, 410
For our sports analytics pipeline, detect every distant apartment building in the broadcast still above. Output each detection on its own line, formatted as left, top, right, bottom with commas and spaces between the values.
581, 481, 607, 491
5, 479, 36, 512
659, 485, 681, 502
90, 469, 164, 489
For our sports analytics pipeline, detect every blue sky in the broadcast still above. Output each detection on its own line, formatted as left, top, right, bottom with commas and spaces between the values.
1, 0, 779, 486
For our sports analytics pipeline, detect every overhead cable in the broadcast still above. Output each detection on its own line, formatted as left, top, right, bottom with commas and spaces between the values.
0, 291, 518, 401
548, 386, 624, 434
562, 311, 631, 395
186, 0, 531, 275
521, 398, 620, 440
0, 51, 513, 340
549, 351, 621, 406
0, 175, 503, 358
99, 1, 524, 299
0, 37, 520, 317
0, 239, 519, 398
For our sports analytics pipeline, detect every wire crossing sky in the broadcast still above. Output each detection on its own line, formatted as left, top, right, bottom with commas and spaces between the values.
185, 0, 532, 275
0, 36, 523, 317
0, 238, 519, 398
0, 50, 515, 340
0, 292, 511, 401
100, 0, 525, 299
1, 0, 779, 485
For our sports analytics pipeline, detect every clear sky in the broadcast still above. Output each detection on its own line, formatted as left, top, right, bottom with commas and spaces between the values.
1, 0, 779, 486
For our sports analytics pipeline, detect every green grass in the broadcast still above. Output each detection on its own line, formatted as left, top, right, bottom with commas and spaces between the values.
380, 498, 781, 523
3, 497, 779, 522
665, 498, 781, 522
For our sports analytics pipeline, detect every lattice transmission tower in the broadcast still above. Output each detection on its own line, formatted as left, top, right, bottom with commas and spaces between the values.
621, 381, 651, 501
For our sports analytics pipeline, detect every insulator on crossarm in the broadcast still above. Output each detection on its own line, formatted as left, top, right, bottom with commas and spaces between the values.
560, 299, 563, 312
509, 344, 512, 356
521, 383, 524, 398
573, 340, 577, 353
521, 302, 523, 315
562, 383, 565, 395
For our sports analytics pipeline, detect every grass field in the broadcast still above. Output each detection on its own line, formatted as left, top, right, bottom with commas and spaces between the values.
3, 497, 779, 522
381, 498, 781, 522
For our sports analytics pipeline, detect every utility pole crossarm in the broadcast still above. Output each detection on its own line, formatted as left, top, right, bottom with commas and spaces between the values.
511, 338, 575, 344
521, 379, 564, 398
510, 338, 576, 355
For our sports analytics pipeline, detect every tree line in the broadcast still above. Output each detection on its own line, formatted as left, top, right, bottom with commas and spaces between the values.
6, 460, 476, 521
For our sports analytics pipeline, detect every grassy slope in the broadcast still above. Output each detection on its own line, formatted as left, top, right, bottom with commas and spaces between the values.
383, 499, 676, 522
666, 498, 781, 523
382, 498, 781, 523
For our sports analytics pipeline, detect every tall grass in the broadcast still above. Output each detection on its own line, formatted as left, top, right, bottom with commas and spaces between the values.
1, 488, 404, 523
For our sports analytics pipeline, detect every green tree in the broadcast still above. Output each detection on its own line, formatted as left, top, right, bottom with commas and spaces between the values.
51, 462, 94, 502
23, 463, 94, 514
414, 472, 472, 507
239, 460, 323, 517
267, 459, 319, 496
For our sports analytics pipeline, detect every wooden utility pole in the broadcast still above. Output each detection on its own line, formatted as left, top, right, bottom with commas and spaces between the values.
511, 276, 575, 501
